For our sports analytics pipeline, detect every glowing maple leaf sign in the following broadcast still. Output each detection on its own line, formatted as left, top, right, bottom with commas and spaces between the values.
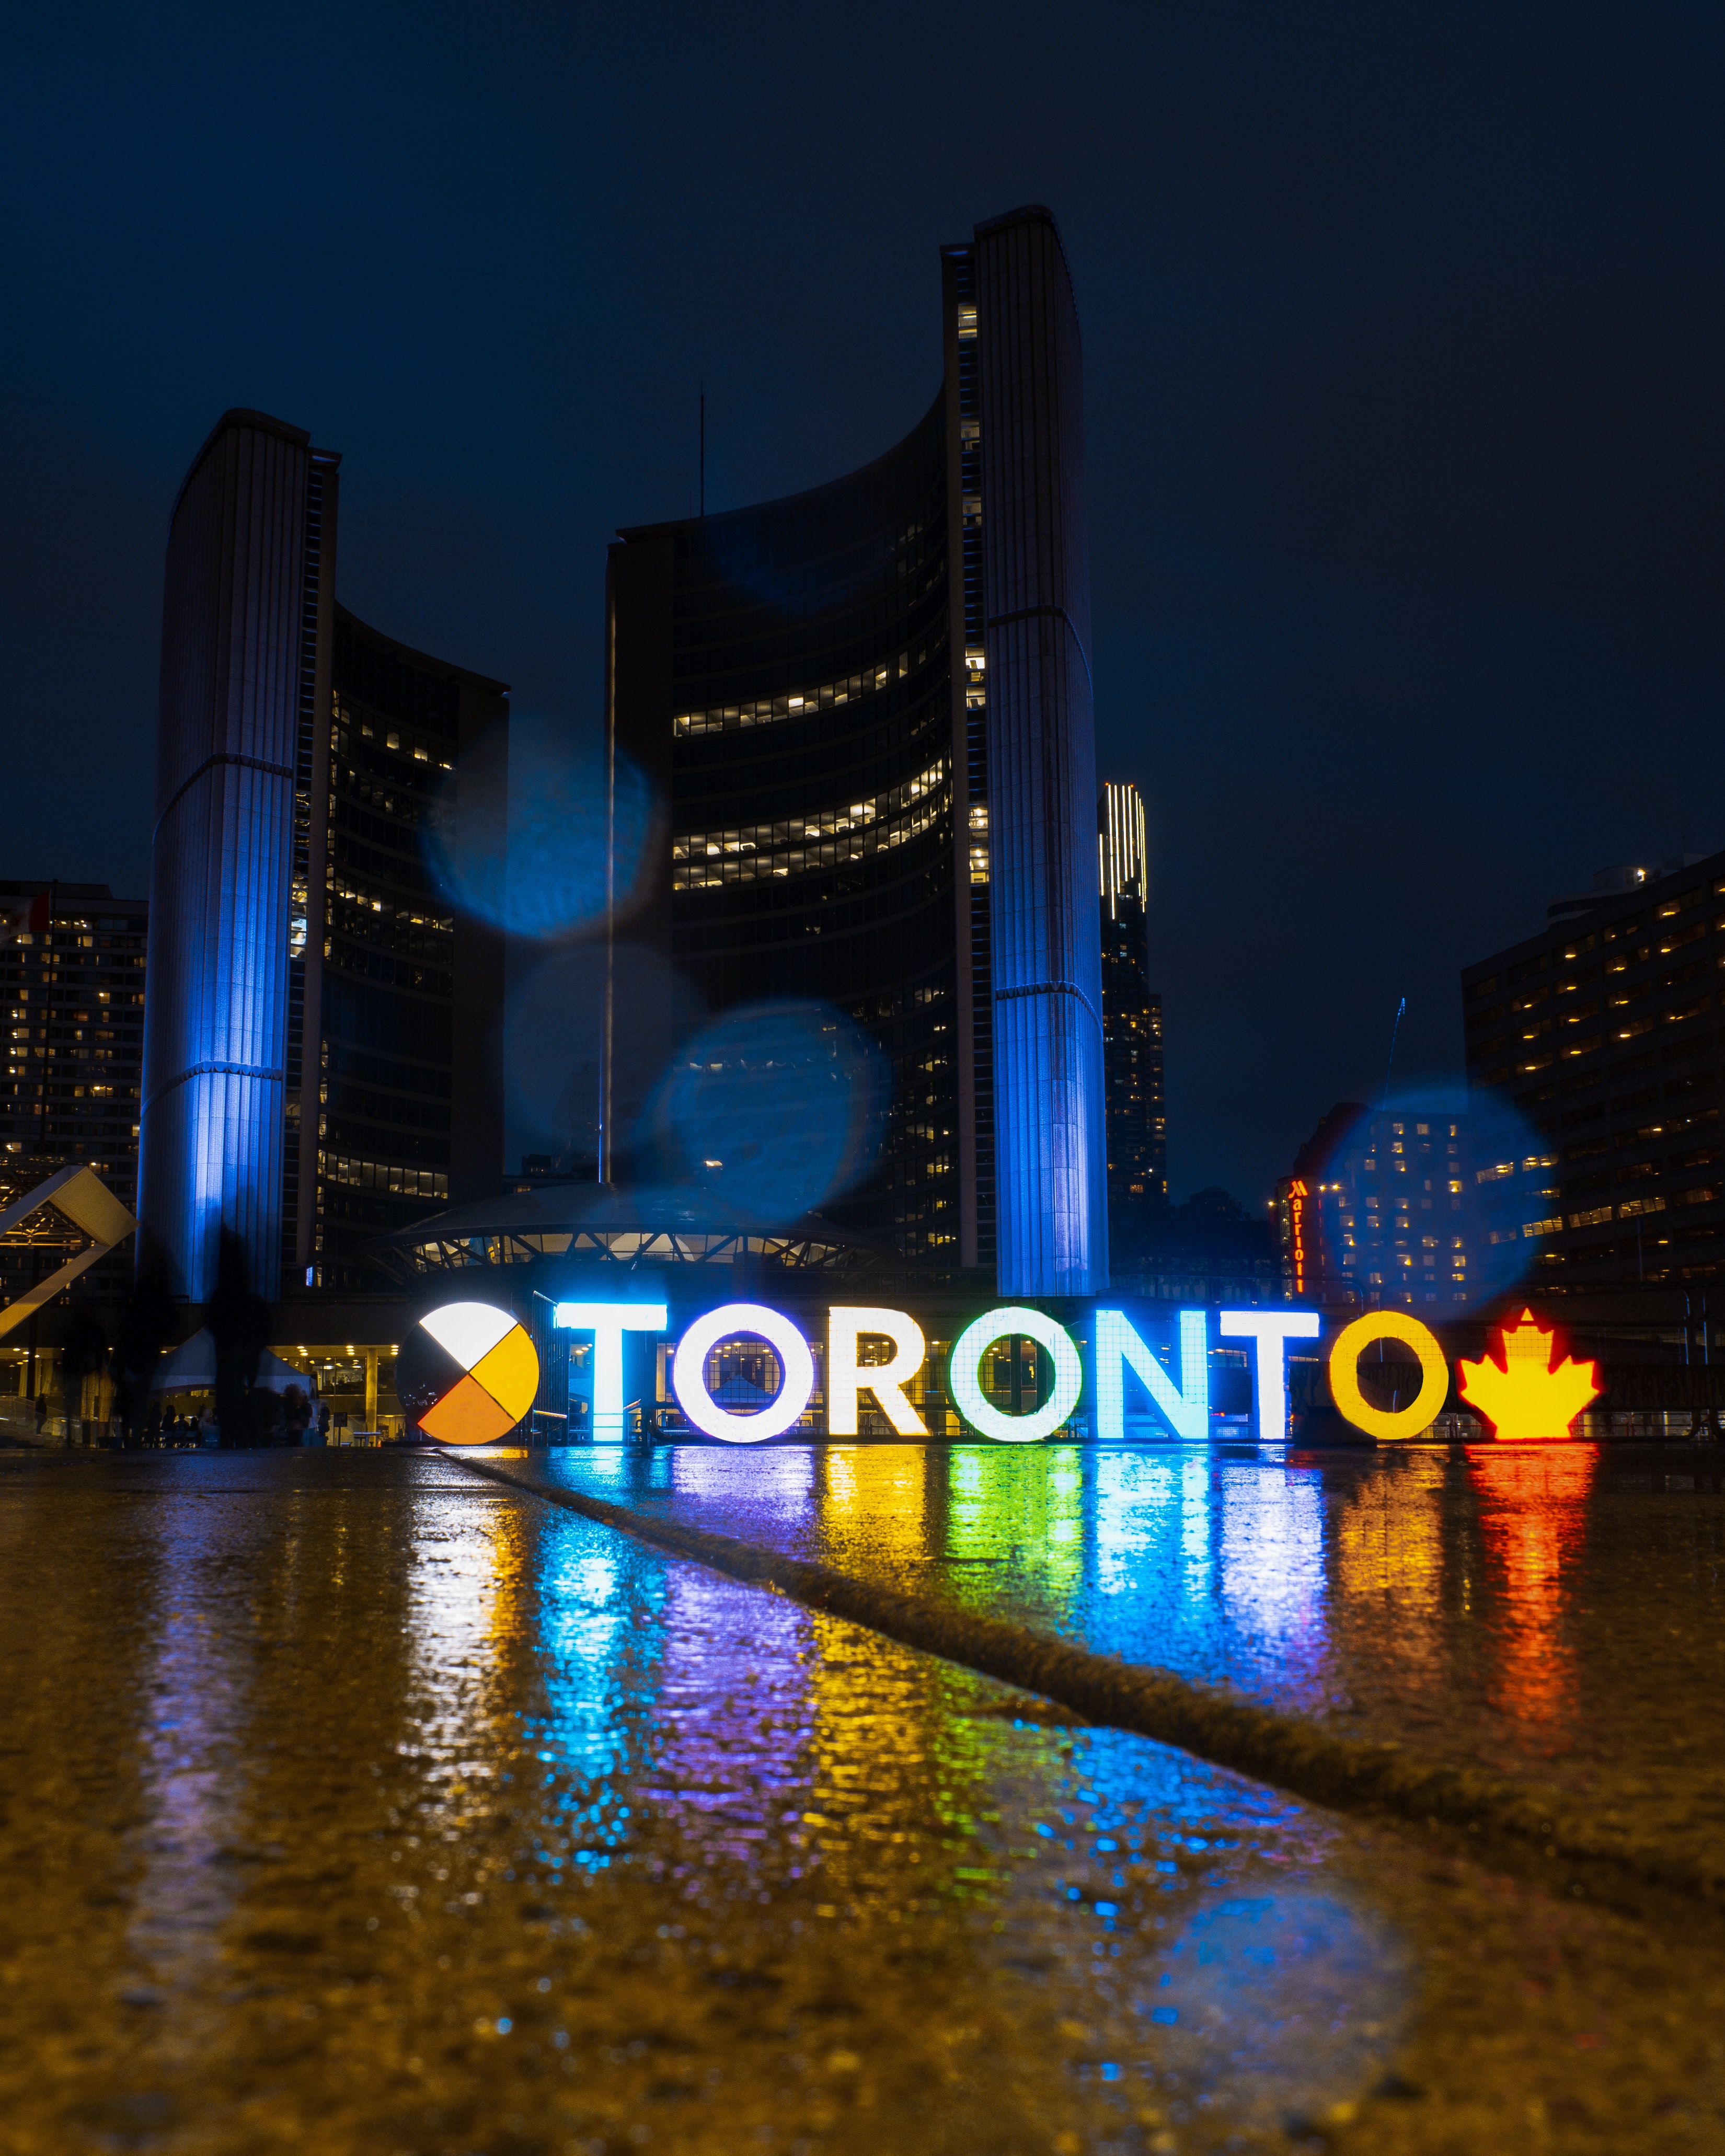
1457, 1308, 1601, 1443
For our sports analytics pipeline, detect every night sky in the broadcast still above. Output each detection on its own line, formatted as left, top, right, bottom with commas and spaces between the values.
4, 2, 1720, 1209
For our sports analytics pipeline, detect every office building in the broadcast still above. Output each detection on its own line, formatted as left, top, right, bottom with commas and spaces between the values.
1098, 782, 1166, 1214
1275, 1103, 1473, 1312
1464, 853, 1725, 1289
607, 207, 1107, 1296
0, 882, 148, 1302
140, 409, 509, 1302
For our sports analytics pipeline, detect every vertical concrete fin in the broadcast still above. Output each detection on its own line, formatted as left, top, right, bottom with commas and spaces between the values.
975, 209, 1108, 1296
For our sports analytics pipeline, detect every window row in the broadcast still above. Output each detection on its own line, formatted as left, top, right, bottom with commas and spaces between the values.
674, 640, 942, 737
319, 1151, 448, 1201
674, 763, 947, 890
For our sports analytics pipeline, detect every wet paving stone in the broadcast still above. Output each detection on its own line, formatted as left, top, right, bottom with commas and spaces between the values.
1, 1449, 1722, 2153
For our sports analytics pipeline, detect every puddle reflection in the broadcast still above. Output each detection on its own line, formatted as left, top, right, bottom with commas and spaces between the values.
542, 1432, 1700, 1774
498, 1489, 1410, 2141
1466, 1444, 1598, 1731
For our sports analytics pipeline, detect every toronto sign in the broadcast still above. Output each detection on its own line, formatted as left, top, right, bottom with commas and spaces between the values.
477, 1298, 1600, 1448
403, 1297, 1602, 1448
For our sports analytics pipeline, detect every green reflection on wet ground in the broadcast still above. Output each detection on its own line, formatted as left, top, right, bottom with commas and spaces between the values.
538, 1440, 1725, 1857
1, 1450, 1722, 2153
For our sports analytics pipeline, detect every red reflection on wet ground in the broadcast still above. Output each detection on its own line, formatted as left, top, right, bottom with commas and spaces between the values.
1465, 1444, 1598, 1735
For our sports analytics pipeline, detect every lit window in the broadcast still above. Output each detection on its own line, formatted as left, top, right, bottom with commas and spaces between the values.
674, 638, 932, 736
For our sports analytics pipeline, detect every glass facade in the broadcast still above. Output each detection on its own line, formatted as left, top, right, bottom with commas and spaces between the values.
608, 209, 1107, 1294
296, 609, 504, 1289
616, 402, 960, 1264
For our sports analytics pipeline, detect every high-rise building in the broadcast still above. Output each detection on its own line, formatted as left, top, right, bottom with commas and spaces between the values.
0, 881, 148, 1301
1097, 782, 1166, 1214
140, 409, 509, 1302
1274, 1103, 1473, 1312
1464, 852, 1725, 1289
606, 207, 1107, 1296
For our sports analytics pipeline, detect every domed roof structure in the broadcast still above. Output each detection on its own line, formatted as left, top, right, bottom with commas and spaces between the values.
369, 1182, 886, 1283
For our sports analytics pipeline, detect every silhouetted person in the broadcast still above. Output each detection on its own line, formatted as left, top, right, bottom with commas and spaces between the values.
281, 1383, 313, 1446
113, 1231, 178, 1450
207, 1227, 269, 1449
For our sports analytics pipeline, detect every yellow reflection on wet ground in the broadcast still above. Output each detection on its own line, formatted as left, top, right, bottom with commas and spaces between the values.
819, 1443, 924, 1569
3, 1450, 1724, 2150
537, 1436, 1725, 1851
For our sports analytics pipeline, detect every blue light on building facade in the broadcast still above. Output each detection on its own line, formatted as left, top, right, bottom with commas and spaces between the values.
140, 411, 333, 1301
607, 208, 1108, 1296
973, 209, 1108, 1295
140, 410, 510, 1302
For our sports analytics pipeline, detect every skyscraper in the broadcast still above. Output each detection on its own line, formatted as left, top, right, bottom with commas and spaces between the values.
1464, 852, 1725, 1290
607, 207, 1107, 1296
140, 409, 509, 1302
1097, 782, 1166, 1213
0, 881, 148, 1302
1275, 1103, 1473, 1311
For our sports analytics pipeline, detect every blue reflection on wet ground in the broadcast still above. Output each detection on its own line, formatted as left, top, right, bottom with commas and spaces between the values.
496, 1485, 1411, 2137
526, 1438, 1725, 1817
3, 1446, 1712, 2147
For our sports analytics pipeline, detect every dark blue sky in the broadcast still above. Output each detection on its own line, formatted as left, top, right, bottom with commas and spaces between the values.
4, 1, 1720, 1206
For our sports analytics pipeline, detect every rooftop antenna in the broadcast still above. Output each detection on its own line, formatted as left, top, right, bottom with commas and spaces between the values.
1381, 996, 1406, 1111
699, 389, 705, 518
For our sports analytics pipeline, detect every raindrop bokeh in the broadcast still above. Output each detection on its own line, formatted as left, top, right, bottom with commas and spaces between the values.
649, 1000, 886, 1226
424, 717, 657, 941
1386, 1086, 1544, 1307
507, 941, 698, 1170
1149, 1886, 1410, 2123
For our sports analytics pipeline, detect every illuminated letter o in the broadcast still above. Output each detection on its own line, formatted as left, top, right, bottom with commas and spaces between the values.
949, 1307, 1083, 1444
1328, 1312, 1449, 1443
672, 1303, 816, 1443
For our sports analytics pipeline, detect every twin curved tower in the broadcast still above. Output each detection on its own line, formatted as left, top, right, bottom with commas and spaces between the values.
608, 206, 1108, 1295
142, 208, 1106, 1304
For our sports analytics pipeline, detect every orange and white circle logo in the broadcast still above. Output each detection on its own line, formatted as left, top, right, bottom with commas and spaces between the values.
396, 1302, 540, 1445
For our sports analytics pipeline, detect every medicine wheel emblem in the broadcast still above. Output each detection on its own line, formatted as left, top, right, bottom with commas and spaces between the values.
396, 1302, 540, 1445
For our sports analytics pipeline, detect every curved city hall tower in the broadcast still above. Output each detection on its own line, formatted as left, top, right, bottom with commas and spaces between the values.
142, 411, 328, 1301
608, 206, 1107, 1294
141, 410, 509, 1301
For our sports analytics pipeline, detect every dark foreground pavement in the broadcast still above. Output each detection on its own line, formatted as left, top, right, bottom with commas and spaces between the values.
1, 1445, 1722, 2155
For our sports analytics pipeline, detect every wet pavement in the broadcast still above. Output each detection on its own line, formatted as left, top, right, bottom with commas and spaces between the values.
532, 1441, 1725, 1863
2, 1446, 1723, 2154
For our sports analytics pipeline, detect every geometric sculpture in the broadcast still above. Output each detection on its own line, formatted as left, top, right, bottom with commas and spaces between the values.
0, 1164, 137, 1340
